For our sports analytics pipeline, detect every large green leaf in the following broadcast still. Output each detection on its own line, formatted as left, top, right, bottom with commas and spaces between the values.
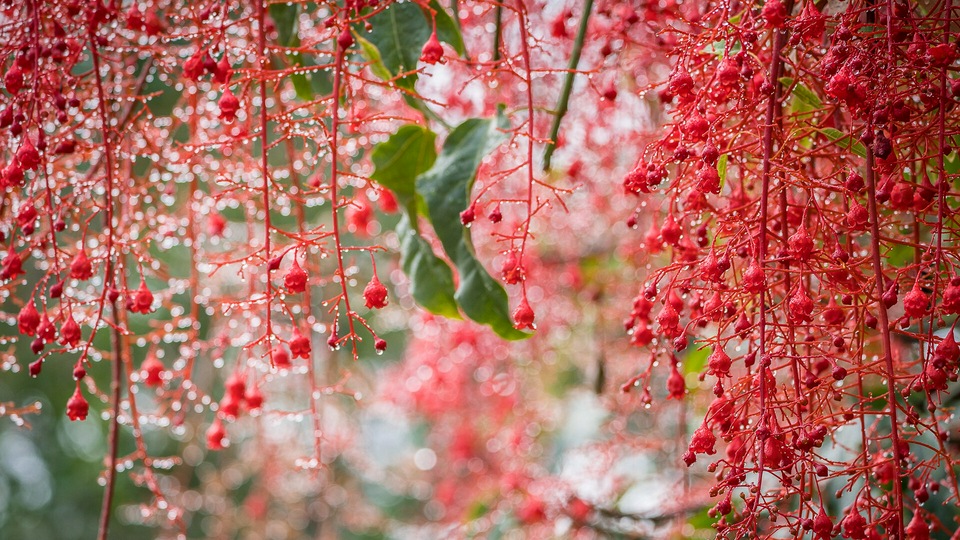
370, 125, 437, 211
365, 3, 431, 89
268, 4, 300, 47
431, 0, 466, 56
397, 216, 460, 319
356, 34, 395, 88
362, 1, 464, 89
417, 114, 529, 340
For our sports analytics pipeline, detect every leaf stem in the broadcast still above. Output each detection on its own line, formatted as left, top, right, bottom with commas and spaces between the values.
542, 0, 594, 172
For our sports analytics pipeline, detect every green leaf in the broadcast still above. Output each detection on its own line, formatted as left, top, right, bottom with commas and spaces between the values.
701, 40, 741, 58
397, 216, 460, 319
268, 4, 300, 47
371, 125, 437, 210
356, 34, 394, 86
289, 54, 333, 101
683, 345, 711, 375
717, 154, 728, 192
779, 77, 823, 109
886, 242, 915, 268
431, 0, 466, 56
417, 114, 529, 340
364, 3, 432, 89
819, 128, 867, 158
361, 2, 465, 90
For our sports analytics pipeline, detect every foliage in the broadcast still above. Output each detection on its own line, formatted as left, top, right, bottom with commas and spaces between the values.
1, 0, 959, 539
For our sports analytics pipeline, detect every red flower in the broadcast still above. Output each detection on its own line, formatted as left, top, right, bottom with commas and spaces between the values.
788, 227, 814, 261
788, 287, 814, 324
696, 165, 721, 194
17, 301, 40, 336
708, 348, 732, 377
813, 507, 833, 540
517, 496, 546, 524
363, 275, 388, 309
667, 363, 685, 399
271, 345, 291, 368
1, 247, 23, 280
743, 260, 766, 293
934, 332, 959, 368
289, 330, 311, 359
207, 212, 226, 237
656, 303, 680, 338
16, 140, 39, 170
225, 373, 246, 400
761, 0, 787, 28
284, 259, 308, 293
183, 51, 205, 81
4, 64, 23, 94
206, 418, 226, 450
130, 281, 154, 314
219, 89, 240, 122
245, 385, 264, 411
902, 283, 929, 318
59, 316, 81, 347
213, 57, 232, 84
419, 31, 443, 65
37, 313, 55, 342
513, 298, 536, 330
70, 251, 93, 280
688, 424, 716, 456
501, 251, 524, 285
906, 512, 930, 540
66, 387, 89, 421
842, 511, 867, 539
141, 355, 165, 387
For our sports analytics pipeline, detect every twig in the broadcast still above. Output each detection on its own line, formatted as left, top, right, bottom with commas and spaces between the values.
542, 0, 594, 172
